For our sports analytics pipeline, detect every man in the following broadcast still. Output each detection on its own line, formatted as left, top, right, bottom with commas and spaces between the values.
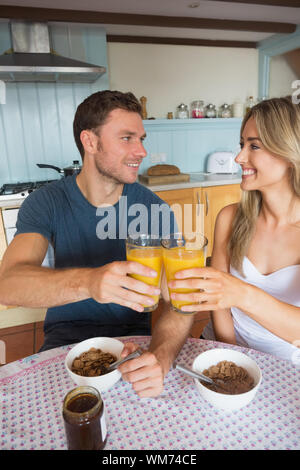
0, 90, 194, 397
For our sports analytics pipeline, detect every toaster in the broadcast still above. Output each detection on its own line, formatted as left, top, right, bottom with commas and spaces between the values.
206, 151, 239, 174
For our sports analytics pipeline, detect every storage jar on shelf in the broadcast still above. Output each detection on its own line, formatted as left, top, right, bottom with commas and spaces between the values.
176, 103, 189, 119
205, 104, 217, 118
219, 103, 232, 118
191, 100, 205, 118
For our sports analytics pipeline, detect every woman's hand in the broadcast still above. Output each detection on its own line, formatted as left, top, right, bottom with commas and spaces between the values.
168, 267, 248, 312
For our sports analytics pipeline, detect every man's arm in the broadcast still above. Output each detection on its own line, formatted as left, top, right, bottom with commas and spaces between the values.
119, 270, 194, 397
0, 233, 161, 312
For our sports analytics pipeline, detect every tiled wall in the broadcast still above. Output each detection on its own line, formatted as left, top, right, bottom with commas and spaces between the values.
142, 118, 242, 174
0, 22, 109, 186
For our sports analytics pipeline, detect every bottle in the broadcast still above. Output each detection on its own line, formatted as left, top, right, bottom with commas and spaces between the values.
62, 386, 107, 450
245, 96, 255, 114
140, 96, 148, 119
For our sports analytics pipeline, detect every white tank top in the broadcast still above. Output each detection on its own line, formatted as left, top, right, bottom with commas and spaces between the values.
203, 257, 300, 364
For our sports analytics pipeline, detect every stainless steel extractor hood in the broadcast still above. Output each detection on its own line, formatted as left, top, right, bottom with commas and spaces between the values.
0, 21, 106, 83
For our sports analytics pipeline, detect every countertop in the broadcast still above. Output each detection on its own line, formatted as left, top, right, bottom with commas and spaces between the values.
0, 173, 241, 209
0, 199, 24, 209
142, 172, 241, 192
0, 306, 46, 329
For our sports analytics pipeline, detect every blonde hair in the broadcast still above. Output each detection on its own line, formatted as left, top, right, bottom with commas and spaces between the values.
229, 97, 300, 273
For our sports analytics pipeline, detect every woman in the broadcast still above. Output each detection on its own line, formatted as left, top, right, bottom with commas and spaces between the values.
169, 96, 300, 363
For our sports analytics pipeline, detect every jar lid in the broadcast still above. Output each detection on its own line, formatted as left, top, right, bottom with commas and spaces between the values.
177, 103, 188, 109
191, 100, 204, 105
206, 103, 215, 109
220, 103, 230, 109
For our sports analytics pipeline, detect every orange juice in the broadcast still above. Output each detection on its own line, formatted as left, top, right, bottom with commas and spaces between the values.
126, 247, 162, 308
163, 247, 205, 311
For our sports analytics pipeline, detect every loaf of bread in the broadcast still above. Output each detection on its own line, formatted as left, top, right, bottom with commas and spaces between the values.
147, 164, 180, 176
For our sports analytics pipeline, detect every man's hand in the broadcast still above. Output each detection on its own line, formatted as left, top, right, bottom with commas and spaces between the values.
88, 261, 161, 312
118, 342, 164, 398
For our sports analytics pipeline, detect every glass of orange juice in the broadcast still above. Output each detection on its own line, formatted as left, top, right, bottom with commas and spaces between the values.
161, 232, 208, 314
126, 234, 163, 312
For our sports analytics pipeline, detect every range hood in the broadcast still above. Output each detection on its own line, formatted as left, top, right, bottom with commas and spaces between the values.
0, 21, 106, 83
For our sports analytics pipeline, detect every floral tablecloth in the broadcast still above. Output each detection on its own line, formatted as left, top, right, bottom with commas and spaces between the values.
0, 337, 299, 450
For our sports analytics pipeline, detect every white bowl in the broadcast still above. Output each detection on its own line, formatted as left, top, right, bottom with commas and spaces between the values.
65, 337, 124, 392
192, 348, 262, 411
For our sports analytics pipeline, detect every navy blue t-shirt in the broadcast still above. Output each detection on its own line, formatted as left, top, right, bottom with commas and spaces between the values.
16, 175, 175, 335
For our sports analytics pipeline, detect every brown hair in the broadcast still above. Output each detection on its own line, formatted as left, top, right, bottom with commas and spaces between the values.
229, 96, 300, 274
73, 90, 142, 159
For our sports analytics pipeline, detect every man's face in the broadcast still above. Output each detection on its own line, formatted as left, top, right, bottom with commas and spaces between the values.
93, 108, 147, 184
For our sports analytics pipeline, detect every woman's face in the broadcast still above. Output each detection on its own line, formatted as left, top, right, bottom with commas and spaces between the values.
235, 117, 291, 192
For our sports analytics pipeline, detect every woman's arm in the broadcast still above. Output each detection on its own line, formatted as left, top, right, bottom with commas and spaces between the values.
170, 204, 238, 344
206, 205, 237, 344
169, 205, 300, 345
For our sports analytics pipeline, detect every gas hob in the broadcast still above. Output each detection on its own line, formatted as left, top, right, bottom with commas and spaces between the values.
0, 180, 55, 201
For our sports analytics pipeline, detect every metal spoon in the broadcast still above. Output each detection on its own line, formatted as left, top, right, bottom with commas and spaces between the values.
106, 348, 143, 372
174, 363, 228, 393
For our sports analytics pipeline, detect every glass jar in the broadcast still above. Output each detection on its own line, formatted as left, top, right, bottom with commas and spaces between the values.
219, 103, 232, 118
191, 100, 205, 118
62, 386, 107, 450
176, 103, 189, 119
205, 104, 217, 118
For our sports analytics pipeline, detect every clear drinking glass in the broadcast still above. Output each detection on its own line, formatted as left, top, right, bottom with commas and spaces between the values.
126, 234, 163, 312
161, 232, 208, 314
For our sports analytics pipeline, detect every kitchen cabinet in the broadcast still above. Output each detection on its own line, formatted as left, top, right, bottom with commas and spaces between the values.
197, 184, 241, 256
155, 187, 201, 235
0, 207, 46, 363
0, 321, 44, 364
155, 183, 241, 257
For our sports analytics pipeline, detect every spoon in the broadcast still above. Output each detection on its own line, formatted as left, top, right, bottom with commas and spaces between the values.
106, 348, 143, 372
174, 363, 228, 393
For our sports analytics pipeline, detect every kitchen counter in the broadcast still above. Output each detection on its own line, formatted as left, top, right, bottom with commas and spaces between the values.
140, 172, 241, 192
0, 306, 46, 329
0, 173, 242, 210
0, 199, 24, 209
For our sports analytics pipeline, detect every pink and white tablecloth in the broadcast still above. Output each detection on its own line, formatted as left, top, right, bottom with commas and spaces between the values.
0, 337, 299, 450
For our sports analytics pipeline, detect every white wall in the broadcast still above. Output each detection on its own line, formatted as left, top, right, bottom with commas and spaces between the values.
107, 43, 259, 119
269, 54, 298, 98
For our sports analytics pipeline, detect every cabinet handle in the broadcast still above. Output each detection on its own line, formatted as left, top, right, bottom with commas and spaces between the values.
197, 192, 200, 216
205, 191, 209, 216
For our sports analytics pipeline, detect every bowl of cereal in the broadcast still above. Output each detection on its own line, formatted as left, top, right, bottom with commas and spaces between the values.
192, 348, 262, 410
65, 337, 124, 392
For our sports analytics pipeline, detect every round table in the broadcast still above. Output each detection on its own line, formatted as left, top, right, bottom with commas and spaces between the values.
0, 336, 299, 450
